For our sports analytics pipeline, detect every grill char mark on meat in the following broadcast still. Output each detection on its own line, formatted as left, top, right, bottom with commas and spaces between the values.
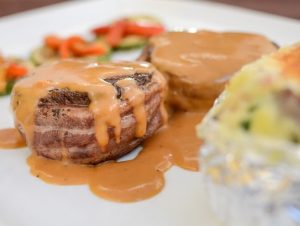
104, 73, 153, 99
39, 89, 91, 107
104, 72, 153, 86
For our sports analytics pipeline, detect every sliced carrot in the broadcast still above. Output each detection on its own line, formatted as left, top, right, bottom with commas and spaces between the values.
81, 43, 106, 56
44, 35, 62, 50
6, 64, 27, 80
71, 42, 88, 56
106, 20, 126, 47
92, 25, 111, 35
58, 40, 71, 59
72, 42, 106, 56
67, 36, 85, 46
67, 36, 85, 55
125, 22, 165, 37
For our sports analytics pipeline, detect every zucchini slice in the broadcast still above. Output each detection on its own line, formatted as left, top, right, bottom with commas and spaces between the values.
30, 47, 56, 66
116, 35, 147, 50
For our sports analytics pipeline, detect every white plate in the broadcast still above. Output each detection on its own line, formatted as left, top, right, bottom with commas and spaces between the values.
0, 1, 300, 226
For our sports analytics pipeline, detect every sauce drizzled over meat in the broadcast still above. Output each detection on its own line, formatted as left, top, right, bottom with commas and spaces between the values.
27, 111, 204, 202
150, 31, 277, 84
11, 60, 166, 152
144, 31, 277, 110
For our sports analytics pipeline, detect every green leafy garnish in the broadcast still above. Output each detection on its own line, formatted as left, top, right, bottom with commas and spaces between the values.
240, 119, 251, 131
0, 80, 15, 96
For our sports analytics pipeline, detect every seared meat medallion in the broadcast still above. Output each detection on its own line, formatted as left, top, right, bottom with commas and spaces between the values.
139, 31, 278, 110
12, 60, 167, 164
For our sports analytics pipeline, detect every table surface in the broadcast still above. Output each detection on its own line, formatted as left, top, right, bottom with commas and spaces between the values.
0, 0, 299, 20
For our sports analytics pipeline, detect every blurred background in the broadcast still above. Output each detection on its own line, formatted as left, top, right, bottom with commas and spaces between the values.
0, 0, 299, 19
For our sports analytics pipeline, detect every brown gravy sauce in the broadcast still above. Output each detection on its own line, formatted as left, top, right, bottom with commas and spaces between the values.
116, 78, 147, 137
150, 31, 277, 84
0, 128, 26, 149
27, 111, 204, 202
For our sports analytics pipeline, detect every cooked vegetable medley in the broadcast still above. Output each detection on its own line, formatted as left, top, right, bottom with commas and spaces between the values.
0, 15, 165, 95
0, 56, 32, 95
